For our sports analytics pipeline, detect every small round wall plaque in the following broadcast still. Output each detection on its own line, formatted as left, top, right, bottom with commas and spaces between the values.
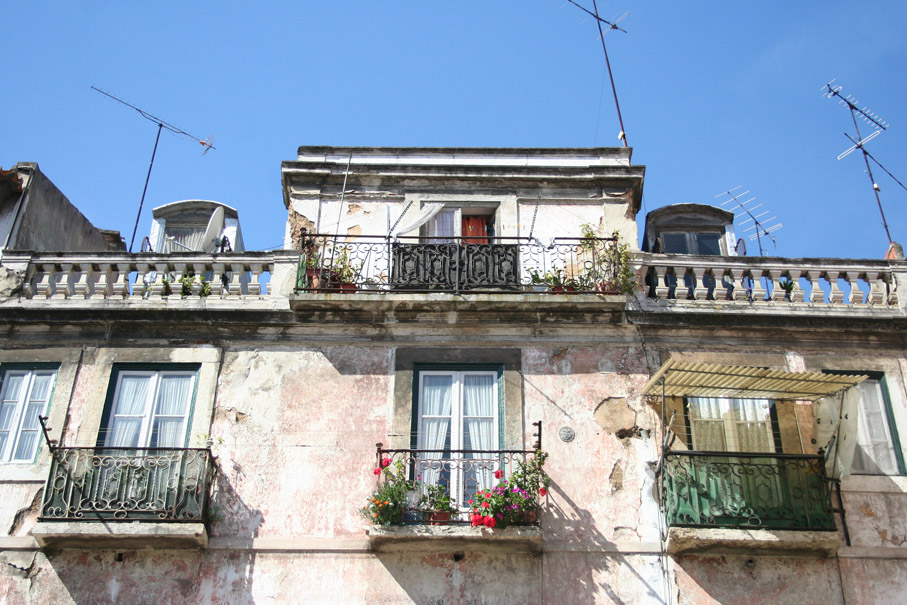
559, 426, 575, 442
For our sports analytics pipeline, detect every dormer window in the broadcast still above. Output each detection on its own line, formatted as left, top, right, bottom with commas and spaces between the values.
660, 231, 723, 256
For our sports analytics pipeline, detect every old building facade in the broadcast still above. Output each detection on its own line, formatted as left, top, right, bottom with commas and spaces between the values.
0, 147, 905, 603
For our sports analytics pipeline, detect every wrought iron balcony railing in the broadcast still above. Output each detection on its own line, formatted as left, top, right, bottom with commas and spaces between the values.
297, 233, 623, 294
662, 451, 836, 531
39, 447, 214, 523
374, 445, 542, 525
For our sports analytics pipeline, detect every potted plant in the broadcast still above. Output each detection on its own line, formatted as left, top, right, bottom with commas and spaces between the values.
419, 483, 457, 524
528, 268, 578, 293
778, 276, 797, 302
508, 450, 551, 523
579, 225, 636, 295
331, 248, 360, 292
361, 457, 415, 526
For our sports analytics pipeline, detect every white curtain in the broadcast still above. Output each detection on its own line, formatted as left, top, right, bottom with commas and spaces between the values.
420, 376, 452, 487
393, 203, 446, 237
852, 381, 897, 475
11, 373, 52, 461
689, 397, 727, 451
0, 374, 24, 458
732, 399, 773, 453
464, 375, 496, 494
426, 211, 456, 244
152, 375, 192, 448
106, 376, 149, 448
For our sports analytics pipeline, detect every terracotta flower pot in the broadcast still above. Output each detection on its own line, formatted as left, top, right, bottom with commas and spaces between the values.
519, 509, 538, 523
429, 511, 451, 525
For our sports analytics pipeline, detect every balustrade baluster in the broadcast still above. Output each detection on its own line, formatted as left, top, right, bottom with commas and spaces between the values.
688, 266, 706, 301
790, 271, 806, 303
847, 272, 865, 306
750, 271, 766, 303
71, 263, 95, 299
50, 263, 72, 300
209, 262, 225, 296
33, 263, 54, 298
653, 265, 670, 299
225, 263, 244, 297
249, 263, 264, 296
826, 271, 843, 306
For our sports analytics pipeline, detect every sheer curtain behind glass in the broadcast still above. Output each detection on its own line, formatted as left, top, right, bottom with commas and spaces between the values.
12, 373, 53, 461
853, 381, 900, 474
463, 374, 496, 495
689, 398, 727, 451
0, 374, 25, 459
732, 399, 773, 452
106, 376, 150, 447
151, 375, 192, 447
420, 375, 452, 487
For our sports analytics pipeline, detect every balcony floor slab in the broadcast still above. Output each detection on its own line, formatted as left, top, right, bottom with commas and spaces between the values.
666, 526, 840, 557
32, 520, 208, 550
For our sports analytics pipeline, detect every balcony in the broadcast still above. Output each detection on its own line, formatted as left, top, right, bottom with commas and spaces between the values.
637, 252, 902, 314
296, 233, 625, 295
33, 447, 214, 549
366, 445, 544, 552
662, 451, 840, 556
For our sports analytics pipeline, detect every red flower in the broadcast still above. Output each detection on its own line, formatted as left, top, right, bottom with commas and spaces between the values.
373, 468, 381, 475
467, 500, 474, 505
481, 501, 490, 508
381, 458, 392, 468
539, 487, 548, 497
494, 469, 504, 479
483, 516, 496, 528
471, 514, 483, 527
484, 492, 492, 498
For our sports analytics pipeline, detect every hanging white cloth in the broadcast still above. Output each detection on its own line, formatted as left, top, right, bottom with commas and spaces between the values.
817, 388, 860, 479
463, 374, 496, 493
420, 375, 452, 487
393, 203, 446, 237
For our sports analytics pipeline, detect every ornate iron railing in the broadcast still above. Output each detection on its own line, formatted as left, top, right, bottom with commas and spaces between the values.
662, 451, 836, 531
39, 447, 214, 522
375, 445, 541, 525
296, 233, 623, 294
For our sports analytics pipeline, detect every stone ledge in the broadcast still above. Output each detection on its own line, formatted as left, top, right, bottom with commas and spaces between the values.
32, 521, 208, 550
666, 526, 841, 557
367, 525, 542, 552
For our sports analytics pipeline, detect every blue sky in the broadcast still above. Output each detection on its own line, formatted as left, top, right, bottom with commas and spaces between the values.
3, 1, 906, 259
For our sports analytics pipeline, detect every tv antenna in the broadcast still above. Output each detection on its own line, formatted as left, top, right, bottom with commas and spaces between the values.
821, 79, 893, 244
91, 86, 216, 252
565, 1, 630, 147
715, 186, 782, 256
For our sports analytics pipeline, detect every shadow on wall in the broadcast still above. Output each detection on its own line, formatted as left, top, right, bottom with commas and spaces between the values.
39, 460, 264, 604
543, 480, 666, 605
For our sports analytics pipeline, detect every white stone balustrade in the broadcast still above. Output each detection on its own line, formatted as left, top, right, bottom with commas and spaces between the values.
635, 253, 903, 310
4, 252, 282, 303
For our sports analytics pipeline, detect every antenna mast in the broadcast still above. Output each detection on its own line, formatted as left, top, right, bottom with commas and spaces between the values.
715, 186, 782, 256
91, 86, 216, 252
566, 1, 630, 147
821, 80, 892, 244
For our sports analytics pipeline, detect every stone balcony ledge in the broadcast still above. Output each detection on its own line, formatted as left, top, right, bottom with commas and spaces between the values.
367, 524, 542, 552
666, 526, 841, 557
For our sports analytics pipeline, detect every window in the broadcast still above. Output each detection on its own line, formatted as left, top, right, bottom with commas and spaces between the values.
102, 369, 197, 448
0, 368, 56, 463
850, 377, 904, 475
687, 397, 776, 452
415, 368, 501, 509
660, 231, 723, 255
425, 207, 496, 243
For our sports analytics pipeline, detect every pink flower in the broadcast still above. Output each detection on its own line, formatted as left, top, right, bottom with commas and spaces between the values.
494, 469, 504, 479
484, 516, 496, 528
539, 487, 548, 497
373, 468, 381, 475
381, 458, 392, 468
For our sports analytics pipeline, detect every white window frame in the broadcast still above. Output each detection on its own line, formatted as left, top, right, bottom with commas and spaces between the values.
0, 368, 56, 463
688, 397, 775, 453
416, 369, 499, 509
103, 370, 197, 449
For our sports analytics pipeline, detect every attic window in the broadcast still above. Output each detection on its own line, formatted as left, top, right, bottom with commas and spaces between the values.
660, 231, 722, 256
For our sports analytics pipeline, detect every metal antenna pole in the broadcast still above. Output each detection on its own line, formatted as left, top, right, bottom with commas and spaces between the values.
849, 111, 892, 244
592, 0, 628, 147
129, 123, 163, 253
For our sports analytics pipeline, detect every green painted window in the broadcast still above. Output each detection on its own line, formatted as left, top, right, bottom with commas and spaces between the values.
0, 368, 57, 463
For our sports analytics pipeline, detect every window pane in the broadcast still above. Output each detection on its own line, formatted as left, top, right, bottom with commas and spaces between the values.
107, 418, 142, 447
463, 375, 495, 417
696, 233, 722, 255
661, 233, 689, 254
422, 376, 452, 416
0, 402, 16, 432
156, 375, 192, 416
114, 376, 150, 415
853, 380, 899, 475
12, 431, 38, 461
151, 418, 186, 448
29, 374, 52, 402
2, 374, 25, 403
